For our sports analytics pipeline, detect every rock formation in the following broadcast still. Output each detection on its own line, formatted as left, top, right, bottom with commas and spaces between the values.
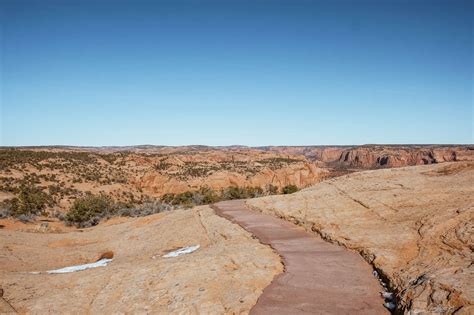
247, 162, 474, 314
0, 148, 328, 213
0, 206, 282, 313
265, 145, 473, 168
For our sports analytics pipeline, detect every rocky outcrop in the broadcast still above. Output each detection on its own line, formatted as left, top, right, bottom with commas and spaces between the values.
137, 161, 327, 196
247, 162, 474, 314
1, 146, 471, 214
335, 146, 473, 168
265, 145, 473, 168
0, 148, 328, 213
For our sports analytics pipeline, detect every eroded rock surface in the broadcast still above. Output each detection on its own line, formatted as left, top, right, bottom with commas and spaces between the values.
213, 200, 388, 314
265, 145, 473, 168
0, 148, 327, 212
2, 146, 471, 214
0, 206, 282, 313
247, 162, 474, 314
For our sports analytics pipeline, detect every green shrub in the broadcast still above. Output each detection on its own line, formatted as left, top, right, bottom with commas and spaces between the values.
221, 186, 247, 200
161, 185, 270, 208
161, 191, 194, 207
6, 185, 50, 217
266, 184, 279, 194
160, 187, 221, 208
221, 186, 264, 200
155, 161, 172, 171
116, 200, 172, 217
198, 186, 221, 204
246, 186, 264, 198
282, 184, 298, 194
65, 194, 115, 227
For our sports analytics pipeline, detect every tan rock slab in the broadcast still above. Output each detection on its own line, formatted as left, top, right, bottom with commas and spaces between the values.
213, 200, 388, 314
248, 162, 474, 314
0, 206, 282, 313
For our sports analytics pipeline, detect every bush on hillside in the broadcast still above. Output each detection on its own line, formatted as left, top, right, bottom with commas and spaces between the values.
65, 194, 116, 227
116, 200, 173, 217
221, 186, 243, 200
221, 186, 264, 200
62, 183, 300, 228
1, 185, 50, 218
266, 184, 279, 195
161, 185, 276, 207
161, 186, 222, 208
282, 184, 298, 194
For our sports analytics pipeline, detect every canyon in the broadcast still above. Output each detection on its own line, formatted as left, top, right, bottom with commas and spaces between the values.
265, 144, 473, 168
1, 145, 471, 214
1, 145, 473, 314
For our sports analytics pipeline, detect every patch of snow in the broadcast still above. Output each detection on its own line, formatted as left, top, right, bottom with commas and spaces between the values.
384, 302, 396, 310
163, 245, 200, 258
380, 291, 394, 300
373, 269, 397, 309
46, 258, 113, 274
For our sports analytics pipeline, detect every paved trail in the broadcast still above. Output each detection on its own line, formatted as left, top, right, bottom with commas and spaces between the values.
212, 200, 388, 315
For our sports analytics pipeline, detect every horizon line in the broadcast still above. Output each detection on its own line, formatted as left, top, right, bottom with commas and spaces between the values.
1, 143, 473, 149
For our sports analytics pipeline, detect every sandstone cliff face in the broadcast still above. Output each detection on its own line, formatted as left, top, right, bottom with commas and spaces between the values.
247, 162, 474, 314
266, 145, 473, 168
0, 206, 282, 313
0, 148, 327, 213
1, 146, 471, 214
137, 161, 326, 196
335, 146, 473, 168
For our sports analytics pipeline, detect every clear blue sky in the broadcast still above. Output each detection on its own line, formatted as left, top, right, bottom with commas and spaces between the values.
1, 0, 472, 146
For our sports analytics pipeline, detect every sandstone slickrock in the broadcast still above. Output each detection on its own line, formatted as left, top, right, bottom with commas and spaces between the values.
247, 162, 474, 314
0, 206, 282, 313
213, 200, 388, 314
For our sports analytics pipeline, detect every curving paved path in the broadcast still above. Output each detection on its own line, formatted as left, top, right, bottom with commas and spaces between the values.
212, 200, 388, 315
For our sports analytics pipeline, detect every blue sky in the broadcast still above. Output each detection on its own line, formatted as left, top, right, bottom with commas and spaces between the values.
1, 0, 472, 146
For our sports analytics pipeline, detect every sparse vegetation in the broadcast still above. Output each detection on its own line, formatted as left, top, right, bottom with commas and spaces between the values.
161, 186, 221, 208
282, 185, 298, 194
115, 200, 173, 217
0, 185, 51, 218
64, 194, 116, 227
155, 159, 172, 171
0, 148, 307, 225
221, 186, 264, 200
266, 184, 279, 194
160, 185, 274, 208
257, 157, 303, 170
63, 194, 175, 227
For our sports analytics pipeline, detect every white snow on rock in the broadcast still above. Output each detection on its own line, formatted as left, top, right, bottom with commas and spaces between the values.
163, 245, 200, 258
381, 291, 394, 300
384, 302, 396, 310
46, 258, 113, 274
